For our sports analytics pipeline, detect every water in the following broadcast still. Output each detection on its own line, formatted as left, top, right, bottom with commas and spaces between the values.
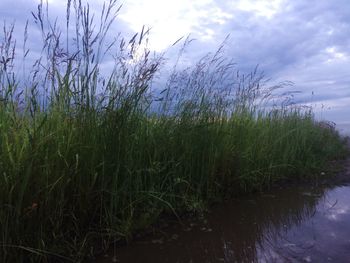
99, 178, 350, 262
337, 122, 350, 136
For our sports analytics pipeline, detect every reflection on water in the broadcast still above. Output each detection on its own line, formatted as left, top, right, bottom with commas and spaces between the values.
337, 122, 350, 136
100, 183, 350, 263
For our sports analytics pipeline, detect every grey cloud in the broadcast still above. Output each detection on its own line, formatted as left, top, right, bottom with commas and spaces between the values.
191, 0, 350, 76
186, 0, 350, 126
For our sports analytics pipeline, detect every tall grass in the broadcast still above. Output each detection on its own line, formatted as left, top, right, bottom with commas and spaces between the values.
0, 1, 347, 262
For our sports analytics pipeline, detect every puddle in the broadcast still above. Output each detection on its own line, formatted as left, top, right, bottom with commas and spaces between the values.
98, 183, 350, 263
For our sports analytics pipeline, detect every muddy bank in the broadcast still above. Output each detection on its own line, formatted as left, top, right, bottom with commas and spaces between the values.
99, 185, 350, 263
95, 143, 350, 263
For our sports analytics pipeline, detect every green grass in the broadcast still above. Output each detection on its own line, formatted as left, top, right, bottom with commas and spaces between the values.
0, 1, 348, 262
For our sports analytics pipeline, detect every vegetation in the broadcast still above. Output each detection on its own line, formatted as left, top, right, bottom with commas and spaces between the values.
0, 1, 347, 262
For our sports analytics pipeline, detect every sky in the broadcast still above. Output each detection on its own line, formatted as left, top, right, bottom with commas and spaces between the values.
1, 0, 349, 134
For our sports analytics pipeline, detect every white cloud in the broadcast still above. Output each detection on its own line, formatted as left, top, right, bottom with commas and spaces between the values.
325, 46, 348, 63
118, 0, 233, 51
235, 0, 284, 19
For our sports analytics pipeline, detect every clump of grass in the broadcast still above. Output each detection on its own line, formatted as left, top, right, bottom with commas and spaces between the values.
0, 1, 348, 262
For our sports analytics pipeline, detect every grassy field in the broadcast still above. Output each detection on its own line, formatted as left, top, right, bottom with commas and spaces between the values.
0, 1, 348, 262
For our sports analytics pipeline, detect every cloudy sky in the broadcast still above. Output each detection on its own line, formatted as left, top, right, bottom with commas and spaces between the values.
1, 0, 349, 133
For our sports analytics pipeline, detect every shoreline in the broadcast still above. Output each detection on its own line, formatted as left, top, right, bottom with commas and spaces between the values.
95, 140, 350, 263
94, 139, 350, 261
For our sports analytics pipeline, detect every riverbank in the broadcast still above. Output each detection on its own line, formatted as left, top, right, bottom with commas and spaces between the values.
103, 150, 350, 263
0, 1, 349, 262
273, 137, 350, 188
94, 137, 350, 262
1, 107, 348, 262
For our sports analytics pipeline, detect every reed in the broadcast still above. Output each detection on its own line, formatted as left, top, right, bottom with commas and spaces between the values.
0, 1, 347, 261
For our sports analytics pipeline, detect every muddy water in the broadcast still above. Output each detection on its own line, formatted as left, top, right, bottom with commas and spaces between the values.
99, 182, 350, 263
